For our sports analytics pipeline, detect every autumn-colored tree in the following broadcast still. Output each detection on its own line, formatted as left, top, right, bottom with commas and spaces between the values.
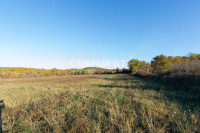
168, 56, 182, 63
151, 55, 172, 73
188, 53, 200, 60
196, 54, 200, 60
189, 53, 198, 60
168, 56, 174, 62
128, 59, 149, 73
173, 56, 182, 63
128, 59, 141, 73
181, 56, 190, 62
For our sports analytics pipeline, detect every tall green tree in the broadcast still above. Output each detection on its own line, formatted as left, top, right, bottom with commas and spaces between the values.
128, 59, 141, 73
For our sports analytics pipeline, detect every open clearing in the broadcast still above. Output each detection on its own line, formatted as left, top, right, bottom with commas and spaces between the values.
0, 74, 199, 132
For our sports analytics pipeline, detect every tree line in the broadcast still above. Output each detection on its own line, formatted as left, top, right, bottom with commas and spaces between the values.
128, 53, 200, 75
0, 67, 116, 78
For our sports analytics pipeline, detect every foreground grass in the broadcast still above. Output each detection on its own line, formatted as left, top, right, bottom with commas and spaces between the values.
0, 74, 199, 132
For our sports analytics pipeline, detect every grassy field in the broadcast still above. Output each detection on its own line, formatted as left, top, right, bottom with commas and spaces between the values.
0, 74, 199, 132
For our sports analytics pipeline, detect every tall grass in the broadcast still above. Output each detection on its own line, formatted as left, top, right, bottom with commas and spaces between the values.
0, 74, 199, 132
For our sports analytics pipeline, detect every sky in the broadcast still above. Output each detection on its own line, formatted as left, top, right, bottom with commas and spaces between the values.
0, 0, 200, 69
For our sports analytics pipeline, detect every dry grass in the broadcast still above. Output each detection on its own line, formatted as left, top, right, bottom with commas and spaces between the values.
0, 74, 199, 132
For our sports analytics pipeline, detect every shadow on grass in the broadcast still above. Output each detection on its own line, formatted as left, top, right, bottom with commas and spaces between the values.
0, 100, 4, 133
95, 74, 200, 112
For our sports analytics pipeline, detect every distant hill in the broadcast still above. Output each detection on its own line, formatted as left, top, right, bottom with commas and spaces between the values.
0, 67, 116, 78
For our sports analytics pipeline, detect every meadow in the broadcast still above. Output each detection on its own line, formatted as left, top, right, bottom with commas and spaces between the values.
0, 74, 199, 133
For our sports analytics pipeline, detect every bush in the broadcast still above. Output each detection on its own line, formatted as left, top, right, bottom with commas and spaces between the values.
170, 60, 200, 75
104, 71, 113, 74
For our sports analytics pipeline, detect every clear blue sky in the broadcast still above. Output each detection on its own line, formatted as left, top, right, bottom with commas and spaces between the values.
0, 0, 200, 69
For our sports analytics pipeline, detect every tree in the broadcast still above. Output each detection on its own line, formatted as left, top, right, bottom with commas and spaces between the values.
128, 59, 149, 73
151, 55, 172, 73
116, 68, 121, 73
189, 53, 198, 60
188, 53, 200, 60
181, 56, 190, 62
196, 54, 200, 60
122, 68, 130, 73
128, 59, 141, 73
172, 56, 182, 63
